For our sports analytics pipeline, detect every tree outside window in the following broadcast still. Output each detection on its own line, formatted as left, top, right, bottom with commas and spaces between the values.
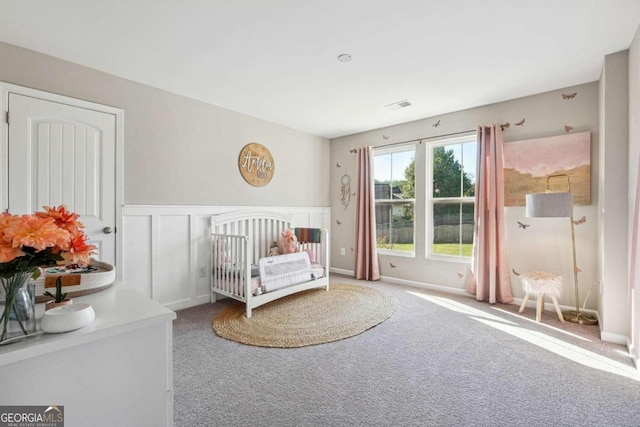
374, 147, 415, 253
430, 139, 476, 258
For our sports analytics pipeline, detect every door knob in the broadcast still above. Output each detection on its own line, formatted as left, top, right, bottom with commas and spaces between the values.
103, 226, 113, 234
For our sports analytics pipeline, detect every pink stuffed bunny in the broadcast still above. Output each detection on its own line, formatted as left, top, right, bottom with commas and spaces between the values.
278, 229, 298, 254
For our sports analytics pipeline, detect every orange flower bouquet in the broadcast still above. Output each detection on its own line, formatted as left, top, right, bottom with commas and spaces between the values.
0, 205, 96, 343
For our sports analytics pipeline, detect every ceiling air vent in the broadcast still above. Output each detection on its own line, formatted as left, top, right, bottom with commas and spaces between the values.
385, 99, 412, 110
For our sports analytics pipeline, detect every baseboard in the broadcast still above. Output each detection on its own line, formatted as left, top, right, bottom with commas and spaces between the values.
329, 267, 470, 297
166, 295, 210, 312
330, 267, 354, 276
378, 275, 471, 297
628, 338, 640, 371
330, 268, 614, 332
599, 331, 628, 345
512, 296, 602, 318
512, 296, 578, 313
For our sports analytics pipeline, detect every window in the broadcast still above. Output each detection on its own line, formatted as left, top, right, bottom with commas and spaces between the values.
374, 145, 415, 254
428, 135, 476, 258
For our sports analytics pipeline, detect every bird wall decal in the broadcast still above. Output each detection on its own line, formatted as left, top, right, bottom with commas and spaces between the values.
562, 92, 577, 99
515, 118, 526, 126
573, 216, 586, 225
517, 221, 530, 229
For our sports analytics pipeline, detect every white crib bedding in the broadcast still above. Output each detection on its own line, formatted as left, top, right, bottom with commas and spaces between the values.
215, 262, 326, 296
253, 262, 325, 295
256, 252, 318, 294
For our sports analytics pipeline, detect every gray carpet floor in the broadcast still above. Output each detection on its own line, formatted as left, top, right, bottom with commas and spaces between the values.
173, 274, 640, 427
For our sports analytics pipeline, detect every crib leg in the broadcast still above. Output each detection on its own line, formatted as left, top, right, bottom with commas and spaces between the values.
246, 305, 252, 319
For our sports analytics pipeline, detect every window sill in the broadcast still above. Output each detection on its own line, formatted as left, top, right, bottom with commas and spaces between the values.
377, 249, 415, 258
427, 254, 471, 263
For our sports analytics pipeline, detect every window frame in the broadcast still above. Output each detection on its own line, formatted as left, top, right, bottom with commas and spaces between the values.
426, 133, 476, 261
373, 143, 416, 257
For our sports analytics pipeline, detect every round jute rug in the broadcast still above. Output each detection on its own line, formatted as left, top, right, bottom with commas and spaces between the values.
212, 284, 397, 348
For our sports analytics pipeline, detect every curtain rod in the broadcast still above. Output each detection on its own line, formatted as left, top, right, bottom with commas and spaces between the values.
348, 122, 510, 153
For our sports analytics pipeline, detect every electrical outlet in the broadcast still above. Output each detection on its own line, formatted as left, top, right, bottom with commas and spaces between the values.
341, 248, 346, 256
198, 266, 207, 278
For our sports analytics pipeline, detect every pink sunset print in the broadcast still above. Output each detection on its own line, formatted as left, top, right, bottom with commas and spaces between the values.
503, 131, 591, 206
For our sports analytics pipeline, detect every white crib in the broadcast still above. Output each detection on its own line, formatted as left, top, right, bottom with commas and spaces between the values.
210, 210, 330, 318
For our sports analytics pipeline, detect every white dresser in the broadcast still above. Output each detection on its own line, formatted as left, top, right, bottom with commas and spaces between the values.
0, 282, 176, 426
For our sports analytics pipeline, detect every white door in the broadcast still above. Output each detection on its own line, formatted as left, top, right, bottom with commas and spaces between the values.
8, 93, 117, 264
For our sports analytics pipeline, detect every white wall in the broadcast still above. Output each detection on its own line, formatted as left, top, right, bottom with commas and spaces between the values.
0, 41, 331, 207
598, 51, 629, 343
330, 83, 600, 311
628, 26, 640, 366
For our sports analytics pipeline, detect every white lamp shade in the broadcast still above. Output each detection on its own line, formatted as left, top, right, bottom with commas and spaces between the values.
525, 192, 573, 218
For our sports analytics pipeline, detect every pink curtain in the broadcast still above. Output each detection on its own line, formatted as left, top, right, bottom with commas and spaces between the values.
466, 124, 513, 303
354, 146, 380, 281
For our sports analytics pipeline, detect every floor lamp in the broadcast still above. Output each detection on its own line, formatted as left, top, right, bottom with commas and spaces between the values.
525, 174, 598, 325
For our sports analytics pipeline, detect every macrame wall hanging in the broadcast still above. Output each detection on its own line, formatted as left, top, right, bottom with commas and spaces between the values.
340, 171, 351, 210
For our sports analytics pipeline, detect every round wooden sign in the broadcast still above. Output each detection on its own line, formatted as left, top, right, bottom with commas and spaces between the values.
238, 143, 275, 186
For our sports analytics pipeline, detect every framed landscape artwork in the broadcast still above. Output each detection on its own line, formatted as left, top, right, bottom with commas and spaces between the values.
503, 131, 591, 206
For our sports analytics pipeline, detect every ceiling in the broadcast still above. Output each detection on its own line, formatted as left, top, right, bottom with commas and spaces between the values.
1, 0, 639, 139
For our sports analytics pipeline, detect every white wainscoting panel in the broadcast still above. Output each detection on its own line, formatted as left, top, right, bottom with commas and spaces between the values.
121, 205, 330, 310
154, 215, 192, 306
122, 215, 152, 299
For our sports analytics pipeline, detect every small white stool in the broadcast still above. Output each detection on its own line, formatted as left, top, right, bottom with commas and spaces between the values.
518, 271, 564, 323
